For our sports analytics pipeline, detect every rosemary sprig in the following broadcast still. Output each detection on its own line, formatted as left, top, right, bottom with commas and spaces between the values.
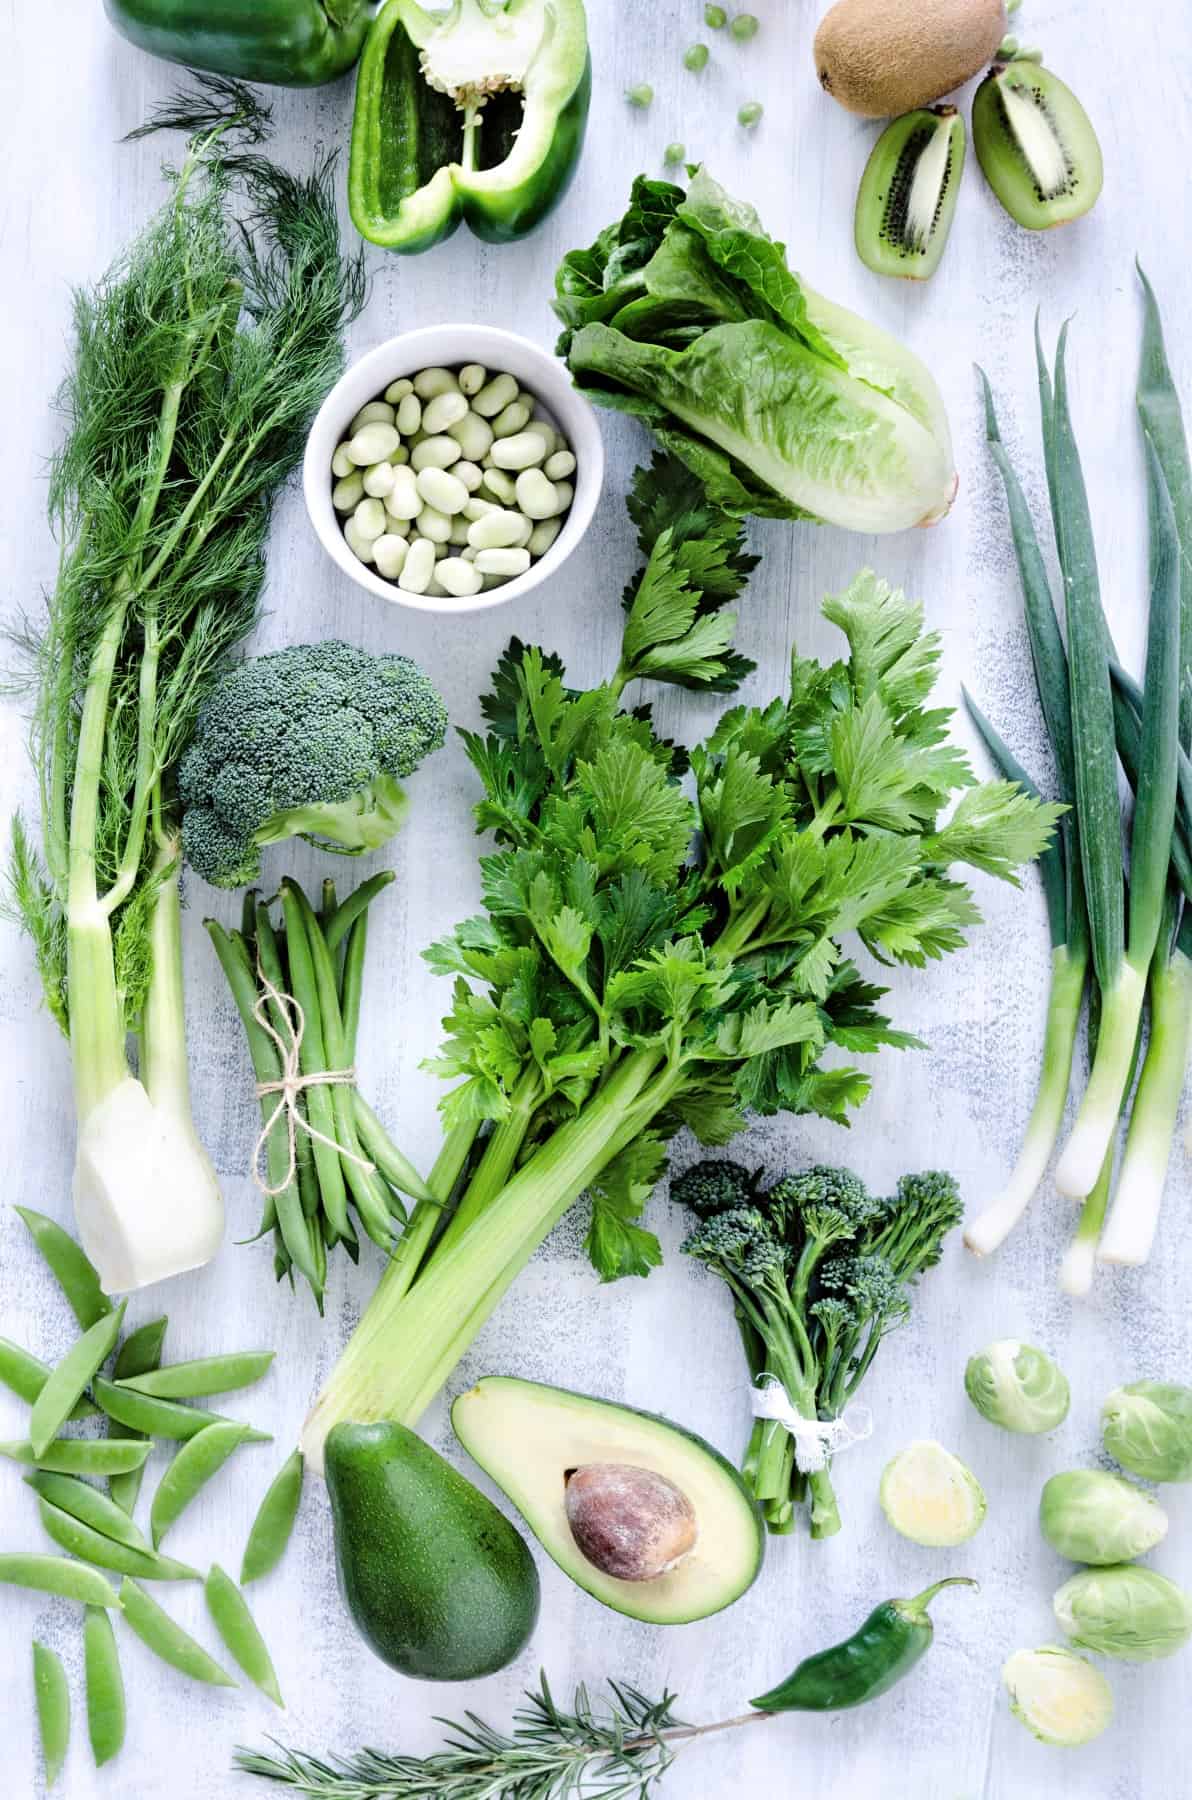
235, 1674, 766, 1799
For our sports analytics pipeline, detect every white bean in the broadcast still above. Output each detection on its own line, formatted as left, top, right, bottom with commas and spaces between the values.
475, 547, 532, 577
544, 449, 576, 481
467, 509, 531, 550
458, 363, 487, 396
381, 512, 410, 537
463, 495, 499, 522
455, 460, 483, 492
332, 471, 365, 512
395, 393, 422, 436
553, 480, 574, 513
417, 466, 468, 515
528, 517, 562, 557
349, 422, 401, 465
521, 421, 557, 459
383, 377, 413, 404
398, 537, 437, 594
448, 515, 472, 546
411, 435, 463, 472
385, 465, 421, 520
422, 390, 470, 435
363, 461, 397, 498
373, 534, 409, 580
471, 372, 519, 417
343, 516, 376, 563
490, 431, 548, 472
350, 400, 394, 433
434, 541, 450, 560
331, 442, 355, 479
447, 411, 494, 462
388, 443, 410, 466
460, 545, 478, 563
353, 497, 388, 542
491, 399, 532, 439
415, 504, 454, 544
515, 468, 561, 521
479, 467, 517, 505
412, 366, 460, 400
436, 556, 485, 597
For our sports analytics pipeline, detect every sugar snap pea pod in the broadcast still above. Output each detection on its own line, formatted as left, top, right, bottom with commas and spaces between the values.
205, 1564, 284, 1706
241, 1449, 304, 1584
108, 1315, 168, 1516
84, 1606, 125, 1768
0, 1336, 98, 1419
0, 1553, 121, 1607
25, 1471, 150, 1552
92, 1376, 271, 1444
32, 1640, 70, 1787
150, 1421, 253, 1548
751, 1578, 978, 1713
0, 1436, 151, 1475
118, 1578, 237, 1687
37, 1498, 200, 1582
30, 1303, 126, 1457
118, 1350, 275, 1400
15, 1206, 111, 1329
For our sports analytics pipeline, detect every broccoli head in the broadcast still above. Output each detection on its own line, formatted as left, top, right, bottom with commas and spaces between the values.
670, 1159, 760, 1219
179, 641, 449, 888
765, 1166, 881, 1236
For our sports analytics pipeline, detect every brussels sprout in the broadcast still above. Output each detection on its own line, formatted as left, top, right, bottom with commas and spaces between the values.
1054, 1565, 1192, 1662
1102, 1381, 1192, 1483
879, 1440, 987, 1547
964, 1340, 1070, 1434
1002, 1645, 1114, 1747
1040, 1470, 1168, 1565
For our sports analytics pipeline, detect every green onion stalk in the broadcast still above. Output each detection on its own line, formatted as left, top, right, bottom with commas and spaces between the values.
8, 80, 364, 1293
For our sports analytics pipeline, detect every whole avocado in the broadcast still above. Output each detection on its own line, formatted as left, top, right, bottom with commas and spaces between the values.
325, 1421, 540, 1682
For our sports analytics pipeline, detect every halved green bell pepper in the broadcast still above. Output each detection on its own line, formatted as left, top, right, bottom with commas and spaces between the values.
103, 0, 370, 88
349, 0, 590, 254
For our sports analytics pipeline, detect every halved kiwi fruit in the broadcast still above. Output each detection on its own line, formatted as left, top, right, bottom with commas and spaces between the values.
972, 62, 1103, 229
855, 107, 966, 281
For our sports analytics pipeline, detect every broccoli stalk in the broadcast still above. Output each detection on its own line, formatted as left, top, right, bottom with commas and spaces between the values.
674, 1162, 962, 1539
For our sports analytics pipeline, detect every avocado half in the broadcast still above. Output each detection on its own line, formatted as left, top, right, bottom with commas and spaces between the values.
451, 1377, 764, 1624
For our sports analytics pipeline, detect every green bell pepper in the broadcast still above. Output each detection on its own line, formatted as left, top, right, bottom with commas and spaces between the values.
103, 0, 370, 88
349, 0, 590, 254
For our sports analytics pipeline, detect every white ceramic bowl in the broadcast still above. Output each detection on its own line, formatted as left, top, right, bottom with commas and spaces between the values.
303, 324, 605, 616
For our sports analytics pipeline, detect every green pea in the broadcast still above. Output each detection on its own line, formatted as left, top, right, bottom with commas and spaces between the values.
118, 1578, 236, 1687
37, 1497, 200, 1582
25, 1471, 150, 1552
118, 1350, 274, 1401
33, 1641, 70, 1787
684, 42, 709, 71
92, 1376, 271, 1444
15, 1206, 111, 1329
241, 1449, 304, 1585
0, 1336, 98, 1420
0, 1553, 121, 1608
705, 3, 727, 24
664, 142, 687, 165
84, 1607, 126, 1768
205, 1564, 284, 1706
30, 1303, 126, 1458
0, 1436, 150, 1475
150, 1420, 253, 1549
731, 11, 760, 39
109, 1315, 167, 1516
738, 100, 764, 126
625, 83, 654, 108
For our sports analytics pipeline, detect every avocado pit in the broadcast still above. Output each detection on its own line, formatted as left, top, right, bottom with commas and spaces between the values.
563, 1462, 698, 1582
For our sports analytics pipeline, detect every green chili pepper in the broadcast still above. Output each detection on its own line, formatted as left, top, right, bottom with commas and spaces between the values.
205, 1564, 284, 1706
15, 1206, 111, 1330
119, 1578, 237, 1687
0, 1336, 98, 1420
751, 1578, 978, 1713
84, 1607, 126, 1768
108, 1315, 168, 1516
33, 1641, 70, 1787
150, 1421, 253, 1549
25, 1472, 151, 1553
92, 1376, 271, 1444
241, 1450, 305, 1585
30, 1303, 126, 1458
102, 0, 369, 86
349, 0, 591, 253
37, 1498, 201, 1583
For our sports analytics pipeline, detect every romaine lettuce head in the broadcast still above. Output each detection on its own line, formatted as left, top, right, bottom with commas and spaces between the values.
554, 169, 956, 536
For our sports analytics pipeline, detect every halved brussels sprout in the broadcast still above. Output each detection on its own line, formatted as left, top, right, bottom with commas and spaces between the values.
879, 1440, 986, 1547
965, 1340, 1069, 1435
1102, 1381, 1192, 1483
1054, 1564, 1192, 1662
1002, 1645, 1114, 1747
1040, 1470, 1167, 1565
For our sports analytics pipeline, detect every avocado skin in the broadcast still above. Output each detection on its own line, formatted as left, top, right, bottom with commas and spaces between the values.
325, 1420, 540, 1681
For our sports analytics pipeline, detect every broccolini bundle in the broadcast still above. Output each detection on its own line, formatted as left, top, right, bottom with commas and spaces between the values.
674, 1159, 962, 1539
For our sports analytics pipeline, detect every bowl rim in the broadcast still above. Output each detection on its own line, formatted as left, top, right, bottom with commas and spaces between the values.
302, 323, 605, 617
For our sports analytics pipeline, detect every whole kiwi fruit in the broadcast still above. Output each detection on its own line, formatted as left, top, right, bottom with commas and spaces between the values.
815, 0, 1007, 119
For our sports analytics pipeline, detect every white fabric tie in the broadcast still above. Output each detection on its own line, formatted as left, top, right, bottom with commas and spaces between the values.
749, 1381, 873, 1473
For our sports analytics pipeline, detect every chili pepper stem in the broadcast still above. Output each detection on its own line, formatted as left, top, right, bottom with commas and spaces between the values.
903, 1575, 980, 1616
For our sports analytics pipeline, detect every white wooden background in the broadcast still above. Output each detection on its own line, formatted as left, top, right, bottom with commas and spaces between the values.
3, 4, 1191, 1795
